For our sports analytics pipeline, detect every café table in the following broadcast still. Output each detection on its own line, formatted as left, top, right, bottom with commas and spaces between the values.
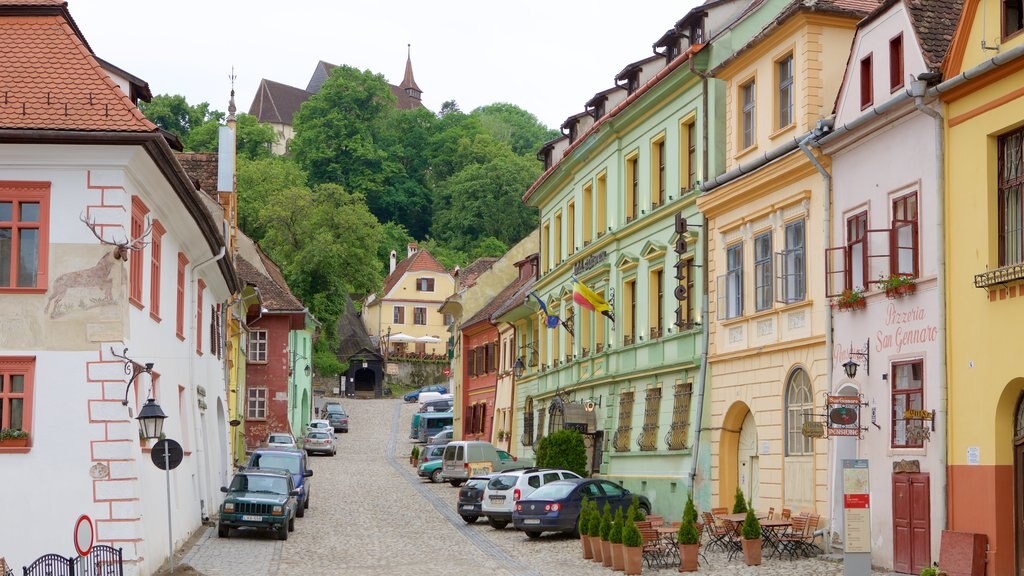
759, 518, 793, 558
719, 512, 768, 524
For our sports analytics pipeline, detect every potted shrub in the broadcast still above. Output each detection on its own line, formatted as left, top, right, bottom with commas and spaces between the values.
610, 508, 625, 571
579, 496, 593, 559
622, 518, 643, 575
880, 273, 917, 299
496, 430, 506, 442
590, 501, 605, 563
732, 486, 748, 514
833, 288, 866, 311
600, 504, 614, 567
630, 495, 646, 521
0, 428, 29, 448
410, 445, 420, 466
677, 494, 700, 572
740, 503, 762, 566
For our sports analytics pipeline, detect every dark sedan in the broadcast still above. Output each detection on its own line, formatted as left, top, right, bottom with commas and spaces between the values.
456, 474, 494, 523
512, 478, 651, 538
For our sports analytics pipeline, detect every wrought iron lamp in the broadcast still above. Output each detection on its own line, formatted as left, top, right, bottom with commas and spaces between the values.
843, 339, 871, 378
110, 347, 165, 440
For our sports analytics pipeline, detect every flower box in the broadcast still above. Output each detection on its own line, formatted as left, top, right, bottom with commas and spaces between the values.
0, 437, 28, 448
885, 282, 917, 299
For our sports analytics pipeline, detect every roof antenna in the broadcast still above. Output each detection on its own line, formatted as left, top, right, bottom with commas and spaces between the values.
227, 66, 237, 121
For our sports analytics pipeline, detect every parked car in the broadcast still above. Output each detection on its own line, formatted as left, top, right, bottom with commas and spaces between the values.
325, 408, 349, 433
457, 475, 495, 523
403, 384, 447, 402
428, 427, 453, 446
512, 478, 651, 538
481, 468, 582, 529
217, 469, 299, 541
416, 392, 453, 406
323, 400, 345, 414
441, 441, 531, 486
417, 458, 445, 483
246, 448, 313, 516
263, 432, 296, 449
303, 431, 336, 456
417, 411, 453, 443
418, 399, 453, 413
410, 413, 423, 439
306, 419, 335, 437
418, 443, 446, 466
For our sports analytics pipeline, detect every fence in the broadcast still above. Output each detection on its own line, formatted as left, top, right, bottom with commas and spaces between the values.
22, 546, 122, 576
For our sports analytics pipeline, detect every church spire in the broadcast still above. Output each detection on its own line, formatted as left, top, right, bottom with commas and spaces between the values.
401, 44, 421, 100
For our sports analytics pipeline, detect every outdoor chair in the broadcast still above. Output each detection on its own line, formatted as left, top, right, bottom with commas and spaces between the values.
767, 506, 775, 520
701, 511, 730, 552
711, 506, 728, 515
646, 514, 665, 526
723, 520, 744, 562
778, 515, 810, 558
781, 507, 792, 520
639, 525, 671, 568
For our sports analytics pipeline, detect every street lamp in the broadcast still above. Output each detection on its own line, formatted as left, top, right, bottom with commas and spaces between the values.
843, 339, 871, 378
842, 359, 860, 379
137, 398, 167, 440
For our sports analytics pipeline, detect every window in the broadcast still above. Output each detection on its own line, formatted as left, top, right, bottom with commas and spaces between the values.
614, 389, 634, 452
740, 80, 756, 150
785, 368, 814, 455
150, 221, 165, 319
639, 386, 662, 451
483, 344, 492, 374
249, 330, 267, 362
129, 196, 149, 307
892, 192, 919, 276
178, 386, 189, 451
754, 232, 773, 311
1005, 0, 1023, 38
648, 268, 664, 338
247, 387, 267, 419
542, 221, 550, 272
393, 306, 405, 324
582, 182, 594, 243
777, 55, 794, 129
196, 279, 205, 355
176, 253, 187, 340
597, 172, 608, 235
652, 139, 666, 207
847, 212, 868, 290
209, 305, 219, 356
0, 357, 34, 443
553, 211, 562, 265
0, 183, 49, 291
860, 55, 873, 109
623, 278, 636, 344
687, 122, 697, 189
567, 201, 576, 255
999, 128, 1024, 266
468, 346, 477, 377
444, 314, 454, 326
413, 306, 427, 325
135, 371, 159, 415
415, 278, 435, 292
415, 342, 426, 354
892, 360, 924, 448
780, 220, 807, 303
667, 380, 692, 450
718, 243, 743, 319
626, 155, 639, 223
523, 397, 534, 446
675, 258, 695, 329
889, 34, 904, 91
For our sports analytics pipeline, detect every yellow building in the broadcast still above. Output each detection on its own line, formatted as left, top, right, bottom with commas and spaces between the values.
697, 2, 866, 518
942, 0, 1024, 571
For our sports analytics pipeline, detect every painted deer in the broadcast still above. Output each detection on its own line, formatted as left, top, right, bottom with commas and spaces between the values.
45, 251, 117, 317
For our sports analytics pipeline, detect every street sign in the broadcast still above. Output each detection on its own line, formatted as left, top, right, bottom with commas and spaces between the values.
74, 514, 93, 557
151, 439, 184, 471
443, 366, 452, 377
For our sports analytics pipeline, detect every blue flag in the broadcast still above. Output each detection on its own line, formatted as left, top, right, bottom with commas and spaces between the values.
529, 292, 561, 329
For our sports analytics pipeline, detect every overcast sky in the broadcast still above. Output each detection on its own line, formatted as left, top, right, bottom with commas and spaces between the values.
71, 0, 702, 130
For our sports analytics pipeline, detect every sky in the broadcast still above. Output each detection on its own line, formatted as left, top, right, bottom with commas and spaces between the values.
71, 0, 703, 130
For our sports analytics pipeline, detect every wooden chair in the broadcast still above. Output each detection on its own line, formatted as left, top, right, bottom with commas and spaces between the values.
646, 514, 665, 526
781, 507, 792, 520
711, 506, 728, 515
778, 515, 809, 558
722, 520, 744, 561
701, 511, 730, 552
639, 526, 671, 568
767, 506, 775, 520
799, 514, 822, 556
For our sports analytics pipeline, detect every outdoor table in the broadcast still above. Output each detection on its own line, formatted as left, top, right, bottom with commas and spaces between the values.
759, 519, 792, 558
719, 512, 768, 524
655, 526, 681, 566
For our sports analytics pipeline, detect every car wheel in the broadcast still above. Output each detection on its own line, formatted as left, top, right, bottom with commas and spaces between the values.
331, 449, 336, 457
288, 516, 295, 532
277, 522, 288, 541
487, 518, 508, 530
641, 504, 651, 516
449, 480, 464, 487
461, 515, 478, 524
296, 501, 306, 518
304, 493, 310, 509
525, 531, 542, 539
430, 469, 443, 483
217, 523, 229, 538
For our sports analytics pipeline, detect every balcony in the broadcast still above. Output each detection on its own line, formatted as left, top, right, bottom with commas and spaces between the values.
975, 263, 1024, 288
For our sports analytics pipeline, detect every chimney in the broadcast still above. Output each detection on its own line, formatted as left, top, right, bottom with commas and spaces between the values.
407, 243, 418, 257
390, 250, 397, 274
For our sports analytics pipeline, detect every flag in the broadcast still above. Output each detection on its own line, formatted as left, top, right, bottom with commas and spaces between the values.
572, 276, 615, 322
529, 292, 561, 329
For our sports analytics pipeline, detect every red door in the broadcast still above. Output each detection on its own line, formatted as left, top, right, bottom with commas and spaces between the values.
893, 473, 931, 574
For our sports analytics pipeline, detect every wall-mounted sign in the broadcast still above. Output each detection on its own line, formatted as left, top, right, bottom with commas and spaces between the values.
903, 409, 934, 420
827, 395, 865, 438
801, 421, 825, 438
573, 251, 607, 275
967, 447, 980, 465
386, 363, 399, 376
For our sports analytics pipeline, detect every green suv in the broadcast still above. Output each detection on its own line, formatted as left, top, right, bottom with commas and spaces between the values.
218, 469, 299, 540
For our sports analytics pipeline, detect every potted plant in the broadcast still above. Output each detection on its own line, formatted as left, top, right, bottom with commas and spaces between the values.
740, 502, 762, 566
496, 430, 506, 441
610, 508, 625, 571
622, 518, 643, 575
0, 428, 29, 448
880, 273, 917, 299
630, 495, 646, 521
410, 445, 420, 466
600, 503, 614, 568
590, 501, 605, 563
833, 288, 866, 311
579, 496, 593, 559
732, 486, 748, 514
677, 494, 700, 572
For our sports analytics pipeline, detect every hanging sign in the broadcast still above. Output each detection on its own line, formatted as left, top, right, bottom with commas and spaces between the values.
827, 395, 864, 438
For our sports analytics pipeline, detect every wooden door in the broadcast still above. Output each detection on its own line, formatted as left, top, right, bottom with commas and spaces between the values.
893, 473, 930, 574
1015, 441, 1024, 575
893, 475, 912, 573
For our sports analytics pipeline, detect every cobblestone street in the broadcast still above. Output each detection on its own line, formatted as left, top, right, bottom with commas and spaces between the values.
180, 399, 886, 576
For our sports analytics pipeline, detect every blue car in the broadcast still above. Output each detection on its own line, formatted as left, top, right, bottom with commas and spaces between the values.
512, 478, 651, 538
247, 448, 313, 517
403, 384, 448, 402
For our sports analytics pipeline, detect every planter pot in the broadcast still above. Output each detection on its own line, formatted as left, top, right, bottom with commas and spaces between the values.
592, 538, 604, 563
624, 545, 643, 575
611, 542, 625, 571
582, 535, 593, 559
837, 299, 866, 311
678, 543, 699, 572
602, 539, 613, 567
742, 538, 762, 566
0, 438, 28, 448
886, 283, 917, 299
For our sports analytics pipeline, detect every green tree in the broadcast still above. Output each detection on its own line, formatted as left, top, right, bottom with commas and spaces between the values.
187, 113, 277, 159
609, 508, 624, 544
732, 486, 748, 514
236, 156, 308, 241
534, 429, 588, 477
139, 94, 222, 143
416, 237, 468, 271
471, 102, 560, 156
599, 504, 613, 541
469, 237, 508, 261
377, 221, 415, 277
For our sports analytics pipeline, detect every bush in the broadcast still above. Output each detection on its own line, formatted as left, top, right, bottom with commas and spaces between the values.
682, 493, 698, 525
630, 495, 646, 521
0, 428, 28, 441
578, 496, 590, 535
411, 446, 420, 461
534, 428, 588, 477
599, 504, 613, 540
732, 486, 748, 514
741, 504, 761, 540
622, 518, 642, 547
920, 568, 939, 576
609, 508, 624, 544
588, 501, 602, 537
677, 519, 700, 545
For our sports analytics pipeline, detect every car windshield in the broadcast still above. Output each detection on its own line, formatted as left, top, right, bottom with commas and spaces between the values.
310, 422, 328, 428
230, 474, 288, 495
466, 478, 489, 489
307, 432, 329, 439
269, 435, 292, 443
488, 474, 518, 491
251, 453, 301, 474
528, 482, 575, 500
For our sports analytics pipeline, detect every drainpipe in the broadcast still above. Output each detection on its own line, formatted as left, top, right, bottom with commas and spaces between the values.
797, 129, 834, 539
912, 76, 948, 536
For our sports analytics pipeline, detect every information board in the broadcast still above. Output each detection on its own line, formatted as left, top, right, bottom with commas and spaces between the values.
843, 459, 871, 554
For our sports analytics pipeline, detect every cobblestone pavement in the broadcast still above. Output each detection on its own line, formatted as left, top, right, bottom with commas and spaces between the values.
180, 398, 887, 576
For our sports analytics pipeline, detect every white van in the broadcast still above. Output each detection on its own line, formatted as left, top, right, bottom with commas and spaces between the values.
417, 392, 453, 406
441, 441, 532, 486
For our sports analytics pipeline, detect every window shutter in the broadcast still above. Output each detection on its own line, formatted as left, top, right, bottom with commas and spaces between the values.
825, 247, 848, 298
468, 348, 476, 377
716, 274, 728, 320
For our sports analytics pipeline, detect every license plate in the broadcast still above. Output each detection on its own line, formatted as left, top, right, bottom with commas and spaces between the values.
461, 505, 475, 511
490, 496, 504, 503
523, 518, 541, 525
241, 515, 262, 522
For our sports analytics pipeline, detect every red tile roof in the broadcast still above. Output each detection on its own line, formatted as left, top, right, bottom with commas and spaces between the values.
0, 10, 157, 132
379, 249, 448, 300
862, 0, 964, 71
174, 152, 219, 196
462, 274, 531, 329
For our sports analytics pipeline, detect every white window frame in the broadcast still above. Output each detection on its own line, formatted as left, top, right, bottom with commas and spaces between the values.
249, 329, 268, 363
247, 387, 267, 419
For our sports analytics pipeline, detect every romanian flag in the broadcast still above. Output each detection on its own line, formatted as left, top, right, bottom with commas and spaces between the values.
529, 292, 561, 329
572, 276, 614, 322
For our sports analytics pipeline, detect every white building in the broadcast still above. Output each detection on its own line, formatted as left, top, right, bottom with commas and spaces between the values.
0, 2, 239, 574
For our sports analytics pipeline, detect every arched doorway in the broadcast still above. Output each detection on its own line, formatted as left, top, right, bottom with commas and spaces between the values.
737, 412, 759, 510
1015, 393, 1024, 574
216, 398, 228, 488
832, 383, 860, 544
300, 389, 310, 431
719, 401, 753, 508
354, 368, 375, 395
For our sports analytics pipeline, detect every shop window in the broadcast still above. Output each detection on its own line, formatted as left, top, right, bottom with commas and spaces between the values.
785, 368, 814, 455
892, 360, 925, 449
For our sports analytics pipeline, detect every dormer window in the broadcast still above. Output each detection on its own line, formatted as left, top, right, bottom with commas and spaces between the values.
595, 101, 606, 119
405, 87, 422, 100
690, 21, 705, 45
568, 123, 578, 143
627, 74, 640, 94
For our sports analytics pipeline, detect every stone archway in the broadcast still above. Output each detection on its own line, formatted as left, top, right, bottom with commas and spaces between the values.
354, 368, 376, 396
719, 401, 752, 509
300, 388, 310, 431
994, 377, 1024, 573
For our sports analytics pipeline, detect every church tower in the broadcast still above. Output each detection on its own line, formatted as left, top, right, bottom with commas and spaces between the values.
400, 44, 422, 101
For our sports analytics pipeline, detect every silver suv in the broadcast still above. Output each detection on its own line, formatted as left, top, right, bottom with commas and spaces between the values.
481, 468, 581, 529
